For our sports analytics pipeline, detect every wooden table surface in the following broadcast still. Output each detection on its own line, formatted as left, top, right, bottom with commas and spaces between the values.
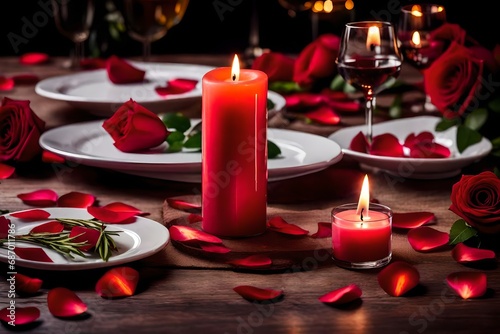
1, 55, 499, 334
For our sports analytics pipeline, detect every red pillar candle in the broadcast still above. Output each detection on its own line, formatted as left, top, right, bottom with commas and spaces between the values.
201, 55, 268, 237
331, 175, 392, 269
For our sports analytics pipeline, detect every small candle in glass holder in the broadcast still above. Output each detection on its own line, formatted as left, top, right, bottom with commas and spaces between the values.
331, 175, 392, 269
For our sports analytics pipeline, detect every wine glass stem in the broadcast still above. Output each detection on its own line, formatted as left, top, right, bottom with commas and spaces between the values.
365, 94, 375, 143
73, 41, 84, 69
143, 41, 151, 62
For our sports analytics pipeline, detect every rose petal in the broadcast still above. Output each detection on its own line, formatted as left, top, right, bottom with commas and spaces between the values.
41, 150, 66, 164
69, 226, 101, 251
407, 226, 450, 252
166, 198, 201, 212
95, 266, 139, 298
15, 247, 53, 262
30, 221, 64, 234
310, 222, 332, 238
169, 225, 222, 244
233, 285, 284, 301
446, 271, 487, 299
408, 142, 451, 159
187, 213, 203, 224
0, 216, 9, 238
12, 74, 40, 85
87, 206, 137, 224
80, 57, 107, 69
318, 284, 362, 305
19, 52, 49, 65
15, 273, 43, 294
349, 131, 369, 153
102, 202, 148, 216
267, 216, 309, 236
304, 106, 341, 125
199, 242, 231, 254
377, 261, 420, 297
227, 255, 273, 268
0, 163, 15, 179
451, 243, 496, 263
392, 212, 435, 229
106, 55, 145, 84
57, 191, 96, 208
47, 287, 87, 317
10, 209, 51, 221
155, 78, 198, 96
0, 76, 14, 91
17, 189, 58, 206
0, 306, 40, 325
369, 133, 405, 157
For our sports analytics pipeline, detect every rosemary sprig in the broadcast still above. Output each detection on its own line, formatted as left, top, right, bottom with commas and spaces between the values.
13, 233, 88, 259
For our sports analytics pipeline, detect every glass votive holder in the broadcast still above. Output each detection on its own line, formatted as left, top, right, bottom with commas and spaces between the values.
331, 203, 392, 269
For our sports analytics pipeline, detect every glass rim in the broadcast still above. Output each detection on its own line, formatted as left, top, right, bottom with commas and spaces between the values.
345, 21, 394, 28
331, 202, 393, 221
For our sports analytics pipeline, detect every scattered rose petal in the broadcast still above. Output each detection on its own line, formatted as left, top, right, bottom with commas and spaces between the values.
10, 209, 51, 221
407, 226, 450, 252
304, 106, 341, 125
451, 243, 496, 263
17, 189, 58, 206
349, 131, 369, 153
0, 163, 15, 179
408, 142, 451, 158
47, 287, 87, 317
369, 133, 404, 157
0, 76, 14, 91
446, 271, 487, 299
166, 198, 201, 212
187, 213, 203, 224
377, 261, 420, 297
30, 221, 64, 234
392, 212, 435, 229
199, 242, 231, 253
267, 216, 309, 236
15, 247, 53, 262
155, 78, 198, 96
42, 150, 66, 164
0, 306, 40, 325
102, 202, 148, 216
227, 255, 272, 268
0, 217, 9, 238
310, 222, 332, 238
404, 131, 434, 148
87, 206, 137, 224
12, 73, 40, 85
106, 55, 145, 84
15, 273, 43, 294
318, 284, 362, 305
20, 53, 49, 65
95, 266, 139, 298
169, 225, 222, 244
57, 191, 96, 208
69, 226, 101, 251
233, 285, 284, 301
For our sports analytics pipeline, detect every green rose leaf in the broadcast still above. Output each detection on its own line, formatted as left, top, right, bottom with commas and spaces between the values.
464, 108, 488, 131
488, 96, 500, 113
267, 98, 275, 111
166, 131, 185, 152
269, 81, 301, 93
168, 141, 184, 153
268, 140, 281, 159
449, 219, 478, 245
435, 117, 460, 132
456, 125, 482, 153
184, 131, 202, 149
162, 112, 192, 133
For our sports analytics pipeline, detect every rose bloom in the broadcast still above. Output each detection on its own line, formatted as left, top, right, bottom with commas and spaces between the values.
449, 171, 500, 234
424, 42, 484, 118
0, 97, 45, 162
102, 99, 169, 153
251, 52, 295, 82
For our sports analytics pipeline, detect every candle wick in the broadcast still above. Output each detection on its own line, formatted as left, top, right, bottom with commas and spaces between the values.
232, 74, 236, 81
360, 208, 364, 222
370, 44, 376, 51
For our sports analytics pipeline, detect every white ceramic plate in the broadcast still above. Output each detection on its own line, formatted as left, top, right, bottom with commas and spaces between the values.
328, 116, 492, 179
39, 120, 343, 182
0, 207, 170, 270
34, 61, 286, 117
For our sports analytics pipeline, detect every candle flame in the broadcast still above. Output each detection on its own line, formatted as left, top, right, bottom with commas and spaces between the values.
356, 174, 370, 219
411, 31, 421, 46
231, 55, 240, 82
366, 26, 381, 51
411, 5, 422, 17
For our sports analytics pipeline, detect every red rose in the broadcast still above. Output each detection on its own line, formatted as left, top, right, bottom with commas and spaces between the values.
0, 97, 45, 162
251, 52, 295, 82
429, 23, 466, 45
293, 33, 340, 90
102, 99, 169, 152
423, 42, 484, 118
449, 171, 500, 234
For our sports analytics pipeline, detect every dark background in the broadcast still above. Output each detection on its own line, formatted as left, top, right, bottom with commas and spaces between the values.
0, 0, 496, 59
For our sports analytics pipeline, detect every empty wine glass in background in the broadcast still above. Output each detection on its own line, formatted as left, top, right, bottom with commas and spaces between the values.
397, 4, 447, 113
51, 0, 95, 69
336, 21, 403, 143
121, 0, 190, 62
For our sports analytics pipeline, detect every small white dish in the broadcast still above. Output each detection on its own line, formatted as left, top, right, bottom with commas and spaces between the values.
328, 116, 492, 179
0, 207, 170, 270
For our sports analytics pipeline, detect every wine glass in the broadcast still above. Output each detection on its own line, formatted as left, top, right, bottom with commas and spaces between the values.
336, 21, 403, 143
51, 0, 95, 69
121, 0, 190, 62
397, 4, 447, 113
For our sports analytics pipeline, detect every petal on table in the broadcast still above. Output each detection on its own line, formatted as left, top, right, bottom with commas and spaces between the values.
41, 150, 66, 164
407, 226, 450, 252
10, 209, 51, 221
57, 191, 96, 208
30, 221, 64, 234
0, 76, 14, 91
318, 284, 362, 305
0, 217, 9, 238
304, 105, 341, 125
451, 243, 496, 263
0, 163, 15, 179
102, 202, 149, 216
392, 212, 435, 229
187, 213, 203, 224
15, 273, 43, 294
19, 52, 49, 65
47, 287, 87, 317
377, 261, 420, 297
15, 247, 53, 262
267, 216, 309, 236
233, 285, 284, 301
17, 189, 58, 206
199, 242, 231, 254
0, 306, 40, 325
227, 255, 272, 268
12, 73, 40, 85
69, 226, 101, 252
166, 198, 201, 212
169, 225, 222, 244
446, 271, 487, 299
310, 222, 332, 238
95, 266, 139, 298
87, 206, 137, 224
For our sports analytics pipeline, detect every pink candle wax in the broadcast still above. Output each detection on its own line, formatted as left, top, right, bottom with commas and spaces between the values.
201, 58, 268, 237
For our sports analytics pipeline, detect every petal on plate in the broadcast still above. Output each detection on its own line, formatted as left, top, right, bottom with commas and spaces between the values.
106, 55, 145, 84
102, 202, 149, 216
87, 206, 137, 224
30, 221, 64, 234
155, 78, 198, 96
451, 243, 496, 263
11, 73, 40, 85
17, 189, 58, 206
392, 212, 436, 229
41, 150, 66, 164
199, 242, 231, 254
310, 222, 332, 238
377, 261, 420, 297
19, 52, 49, 65
69, 226, 101, 251
227, 254, 273, 268
0, 306, 40, 325
15, 247, 53, 262
166, 198, 201, 212
95, 266, 139, 298
0, 162, 15, 179
446, 271, 487, 299
169, 225, 222, 244
409, 142, 451, 159
15, 273, 43, 294
318, 284, 362, 305
407, 226, 450, 252
10, 209, 51, 221
47, 287, 87, 317
267, 216, 309, 236
233, 285, 284, 301
0, 76, 14, 91
349, 131, 369, 153
0, 216, 9, 238
57, 191, 96, 208
187, 213, 203, 224
369, 133, 405, 157
304, 105, 341, 125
